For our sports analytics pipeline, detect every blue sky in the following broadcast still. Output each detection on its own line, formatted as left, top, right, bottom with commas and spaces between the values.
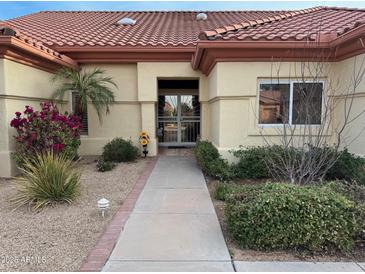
0, 1, 365, 20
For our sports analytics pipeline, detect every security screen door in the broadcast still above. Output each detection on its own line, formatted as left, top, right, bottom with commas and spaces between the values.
157, 95, 200, 146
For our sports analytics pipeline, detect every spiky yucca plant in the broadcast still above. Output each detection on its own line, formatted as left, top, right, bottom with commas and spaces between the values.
52, 68, 117, 123
12, 152, 81, 210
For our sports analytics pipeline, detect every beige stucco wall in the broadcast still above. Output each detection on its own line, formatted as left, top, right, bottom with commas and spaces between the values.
0, 59, 55, 177
136, 62, 208, 155
79, 64, 141, 155
203, 59, 365, 160
331, 54, 365, 156
80, 62, 208, 156
2, 54, 365, 176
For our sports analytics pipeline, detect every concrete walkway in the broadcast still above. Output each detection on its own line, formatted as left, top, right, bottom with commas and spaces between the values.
103, 156, 233, 272
233, 261, 365, 272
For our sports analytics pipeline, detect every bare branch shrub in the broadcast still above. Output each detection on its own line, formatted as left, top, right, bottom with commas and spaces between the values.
257, 46, 365, 184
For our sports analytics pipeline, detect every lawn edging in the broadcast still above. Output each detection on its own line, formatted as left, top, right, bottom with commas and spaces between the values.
80, 157, 158, 272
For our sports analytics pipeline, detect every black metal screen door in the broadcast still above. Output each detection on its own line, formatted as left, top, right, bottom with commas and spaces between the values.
157, 95, 200, 146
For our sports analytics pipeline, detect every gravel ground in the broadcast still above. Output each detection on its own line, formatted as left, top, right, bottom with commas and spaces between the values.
207, 179, 365, 262
0, 156, 149, 271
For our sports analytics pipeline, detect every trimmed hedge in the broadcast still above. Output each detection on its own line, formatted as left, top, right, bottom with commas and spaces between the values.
325, 149, 365, 185
231, 146, 365, 184
102, 138, 139, 162
194, 140, 233, 181
225, 183, 361, 252
231, 146, 272, 179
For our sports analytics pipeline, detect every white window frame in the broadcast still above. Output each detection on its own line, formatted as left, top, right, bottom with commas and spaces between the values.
257, 79, 325, 127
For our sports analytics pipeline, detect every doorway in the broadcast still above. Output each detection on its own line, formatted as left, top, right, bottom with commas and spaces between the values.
157, 80, 200, 147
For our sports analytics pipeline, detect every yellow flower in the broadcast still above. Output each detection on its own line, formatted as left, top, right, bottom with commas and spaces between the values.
140, 131, 150, 140
140, 139, 148, 146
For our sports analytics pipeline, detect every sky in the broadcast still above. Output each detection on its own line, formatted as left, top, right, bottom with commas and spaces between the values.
0, 1, 365, 20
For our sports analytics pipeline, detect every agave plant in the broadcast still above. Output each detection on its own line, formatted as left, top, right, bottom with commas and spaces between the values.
52, 68, 117, 123
12, 151, 81, 210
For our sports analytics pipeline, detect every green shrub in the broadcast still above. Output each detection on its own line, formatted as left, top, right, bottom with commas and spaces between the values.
325, 181, 365, 203
207, 158, 234, 181
215, 183, 249, 201
194, 140, 220, 166
231, 146, 271, 179
102, 138, 139, 162
194, 141, 233, 181
12, 152, 81, 210
96, 159, 115, 172
325, 149, 365, 185
226, 183, 360, 252
214, 183, 232, 201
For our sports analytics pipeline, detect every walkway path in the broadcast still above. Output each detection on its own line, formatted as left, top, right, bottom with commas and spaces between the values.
103, 156, 233, 272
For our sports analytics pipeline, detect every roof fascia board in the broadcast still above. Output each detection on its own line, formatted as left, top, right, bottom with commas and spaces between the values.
55, 46, 196, 53
193, 29, 365, 75
62, 49, 195, 63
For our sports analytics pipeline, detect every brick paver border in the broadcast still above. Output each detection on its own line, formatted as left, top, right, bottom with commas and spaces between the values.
80, 157, 158, 272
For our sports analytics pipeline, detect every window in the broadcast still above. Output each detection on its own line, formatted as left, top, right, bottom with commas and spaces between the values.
259, 81, 323, 125
71, 92, 88, 135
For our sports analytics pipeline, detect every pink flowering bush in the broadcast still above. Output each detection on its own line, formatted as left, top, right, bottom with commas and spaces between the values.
10, 102, 81, 167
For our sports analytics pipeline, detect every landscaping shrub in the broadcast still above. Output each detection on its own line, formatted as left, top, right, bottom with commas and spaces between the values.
194, 140, 220, 165
325, 181, 365, 203
102, 138, 139, 162
12, 151, 81, 210
230, 145, 299, 180
194, 140, 233, 181
225, 183, 360, 252
231, 145, 365, 184
10, 102, 81, 167
214, 183, 232, 201
215, 183, 245, 201
96, 158, 115, 172
325, 149, 365, 185
231, 146, 271, 179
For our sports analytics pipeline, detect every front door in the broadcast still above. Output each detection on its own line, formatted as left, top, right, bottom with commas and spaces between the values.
157, 94, 200, 146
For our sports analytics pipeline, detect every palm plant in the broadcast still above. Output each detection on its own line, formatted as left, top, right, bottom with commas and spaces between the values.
52, 68, 117, 123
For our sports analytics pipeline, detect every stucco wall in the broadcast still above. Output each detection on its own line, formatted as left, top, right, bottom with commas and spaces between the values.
2, 55, 365, 176
0, 59, 55, 177
79, 64, 141, 155
204, 59, 365, 160
79, 62, 209, 156
331, 54, 365, 156
137, 62, 208, 155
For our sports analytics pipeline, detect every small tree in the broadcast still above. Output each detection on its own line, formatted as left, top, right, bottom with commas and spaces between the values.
52, 68, 117, 123
257, 49, 365, 184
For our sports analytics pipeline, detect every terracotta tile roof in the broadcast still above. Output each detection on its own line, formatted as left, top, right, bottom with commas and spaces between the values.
0, 21, 76, 60
201, 7, 365, 42
4, 10, 294, 48
0, 21, 78, 69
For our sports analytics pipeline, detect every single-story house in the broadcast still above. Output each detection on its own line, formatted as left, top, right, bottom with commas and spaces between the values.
1, 6, 365, 177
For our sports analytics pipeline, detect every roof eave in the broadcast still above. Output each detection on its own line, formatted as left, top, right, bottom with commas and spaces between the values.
56, 46, 196, 63
192, 35, 365, 75
0, 36, 78, 72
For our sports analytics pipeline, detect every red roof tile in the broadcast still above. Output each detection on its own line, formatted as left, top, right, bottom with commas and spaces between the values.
0, 21, 78, 69
201, 7, 365, 42
4, 10, 296, 48
0, 21, 63, 57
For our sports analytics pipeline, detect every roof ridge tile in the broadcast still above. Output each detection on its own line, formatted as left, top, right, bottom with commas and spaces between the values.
0, 21, 66, 59
199, 6, 324, 40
